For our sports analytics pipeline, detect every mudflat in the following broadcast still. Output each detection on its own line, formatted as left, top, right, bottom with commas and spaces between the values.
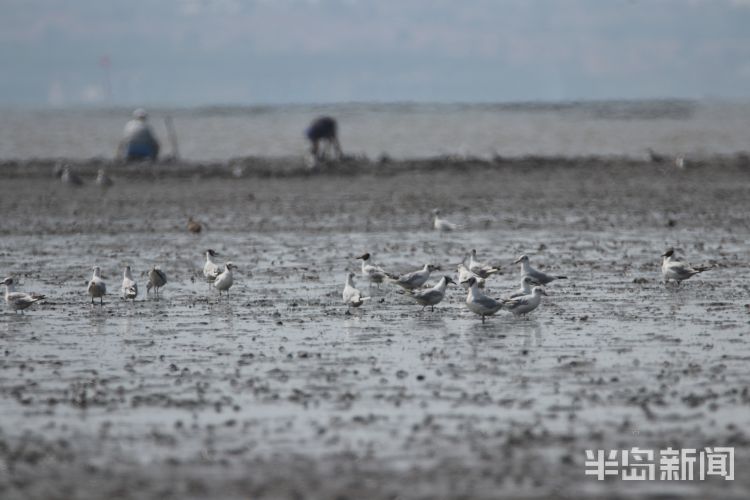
1, 158, 749, 499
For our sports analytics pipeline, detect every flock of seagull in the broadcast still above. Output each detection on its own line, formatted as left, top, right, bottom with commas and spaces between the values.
2, 204, 710, 321
346, 249, 566, 322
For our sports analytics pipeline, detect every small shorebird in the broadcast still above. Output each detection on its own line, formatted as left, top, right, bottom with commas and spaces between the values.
503, 286, 547, 317
88, 266, 106, 305
2, 277, 45, 313
387, 264, 438, 291
457, 263, 486, 289
661, 248, 710, 285
343, 272, 369, 310
121, 266, 138, 302
356, 253, 389, 287
214, 262, 236, 296
468, 249, 501, 278
405, 275, 455, 312
432, 209, 461, 231
61, 165, 84, 186
187, 217, 202, 234
203, 249, 222, 286
514, 255, 567, 285
147, 266, 167, 296
508, 275, 540, 298
96, 169, 113, 187
462, 276, 504, 322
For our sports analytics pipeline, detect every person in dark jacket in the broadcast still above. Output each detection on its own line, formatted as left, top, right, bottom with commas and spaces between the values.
306, 116, 342, 161
118, 108, 160, 162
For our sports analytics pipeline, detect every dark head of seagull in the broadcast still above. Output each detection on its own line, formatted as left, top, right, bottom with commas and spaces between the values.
427, 264, 439, 272
206, 249, 219, 257
432, 208, 441, 215
460, 276, 476, 286
2, 277, 13, 286
522, 276, 539, 285
533, 286, 548, 296
443, 276, 456, 286
225, 262, 237, 271
661, 248, 675, 258
514, 254, 529, 264
357, 253, 370, 261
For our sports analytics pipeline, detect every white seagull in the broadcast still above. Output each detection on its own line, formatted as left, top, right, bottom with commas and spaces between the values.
88, 266, 107, 305
214, 262, 236, 296
121, 266, 138, 301
468, 249, 501, 278
203, 249, 222, 286
61, 165, 84, 186
433, 209, 462, 232
661, 248, 710, 285
147, 266, 167, 296
356, 253, 389, 286
462, 276, 504, 322
2, 277, 45, 313
343, 272, 369, 309
96, 169, 113, 187
405, 275, 455, 311
502, 286, 547, 317
457, 263, 486, 289
514, 254, 567, 285
509, 276, 540, 298
387, 264, 438, 291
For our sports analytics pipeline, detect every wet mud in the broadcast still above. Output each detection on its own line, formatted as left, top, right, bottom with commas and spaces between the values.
0, 158, 749, 499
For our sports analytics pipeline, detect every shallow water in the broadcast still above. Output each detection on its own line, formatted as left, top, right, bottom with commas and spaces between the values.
2, 100, 750, 161
0, 164, 749, 499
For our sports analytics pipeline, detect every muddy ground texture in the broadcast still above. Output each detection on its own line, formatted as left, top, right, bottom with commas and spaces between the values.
0, 157, 749, 499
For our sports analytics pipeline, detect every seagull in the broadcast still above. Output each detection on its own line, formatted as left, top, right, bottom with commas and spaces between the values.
343, 272, 369, 309
203, 249, 222, 286
147, 266, 167, 296
187, 217, 202, 234
387, 264, 438, 291
514, 255, 567, 285
468, 249, 501, 278
404, 276, 455, 311
61, 165, 83, 186
502, 286, 547, 317
508, 275, 540, 298
2, 277, 45, 313
121, 266, 138, 301
356, 253, 389, 286
457, 263, 486, 289
461, 276, 504, 322
96, 169, 113, 187
214, 262, 236, 296
432, 209, 461, 232
88, 266, 106, 305
661, 248, 710, 285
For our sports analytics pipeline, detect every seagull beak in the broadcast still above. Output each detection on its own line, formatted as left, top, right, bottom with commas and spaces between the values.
513, 257, 522, 264
540, 289, 548, 296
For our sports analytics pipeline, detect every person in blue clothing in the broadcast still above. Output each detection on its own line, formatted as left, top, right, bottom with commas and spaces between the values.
306, 116, 342, 161
118, 108, 160, 162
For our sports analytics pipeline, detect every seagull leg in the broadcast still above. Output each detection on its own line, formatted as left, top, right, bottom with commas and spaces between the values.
482, 315, 486, 323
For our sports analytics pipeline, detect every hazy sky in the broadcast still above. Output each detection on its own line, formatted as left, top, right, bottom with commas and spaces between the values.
2, 0, 750, 106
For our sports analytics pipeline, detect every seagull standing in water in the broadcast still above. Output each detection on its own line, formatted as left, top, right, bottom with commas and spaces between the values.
405, 276, 455, 312
432, 209, 461, 232
343, 272, 369, 310
147, 266, 167, 296
61, 165, 84, 186
2, 277, 45, 313
88, 266, 106, 305
203, 249, 222, 287
96, 169, 113, 187
387, 264, 438, 291
468, 249, 501, 278
356, 253, 389, 287
661, 248, 710, 285
121, 266, 138, 302
214, 262, 236, 296
461, 276, 504, 322
514, 255, 567, 285
503, 286, 547, 317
